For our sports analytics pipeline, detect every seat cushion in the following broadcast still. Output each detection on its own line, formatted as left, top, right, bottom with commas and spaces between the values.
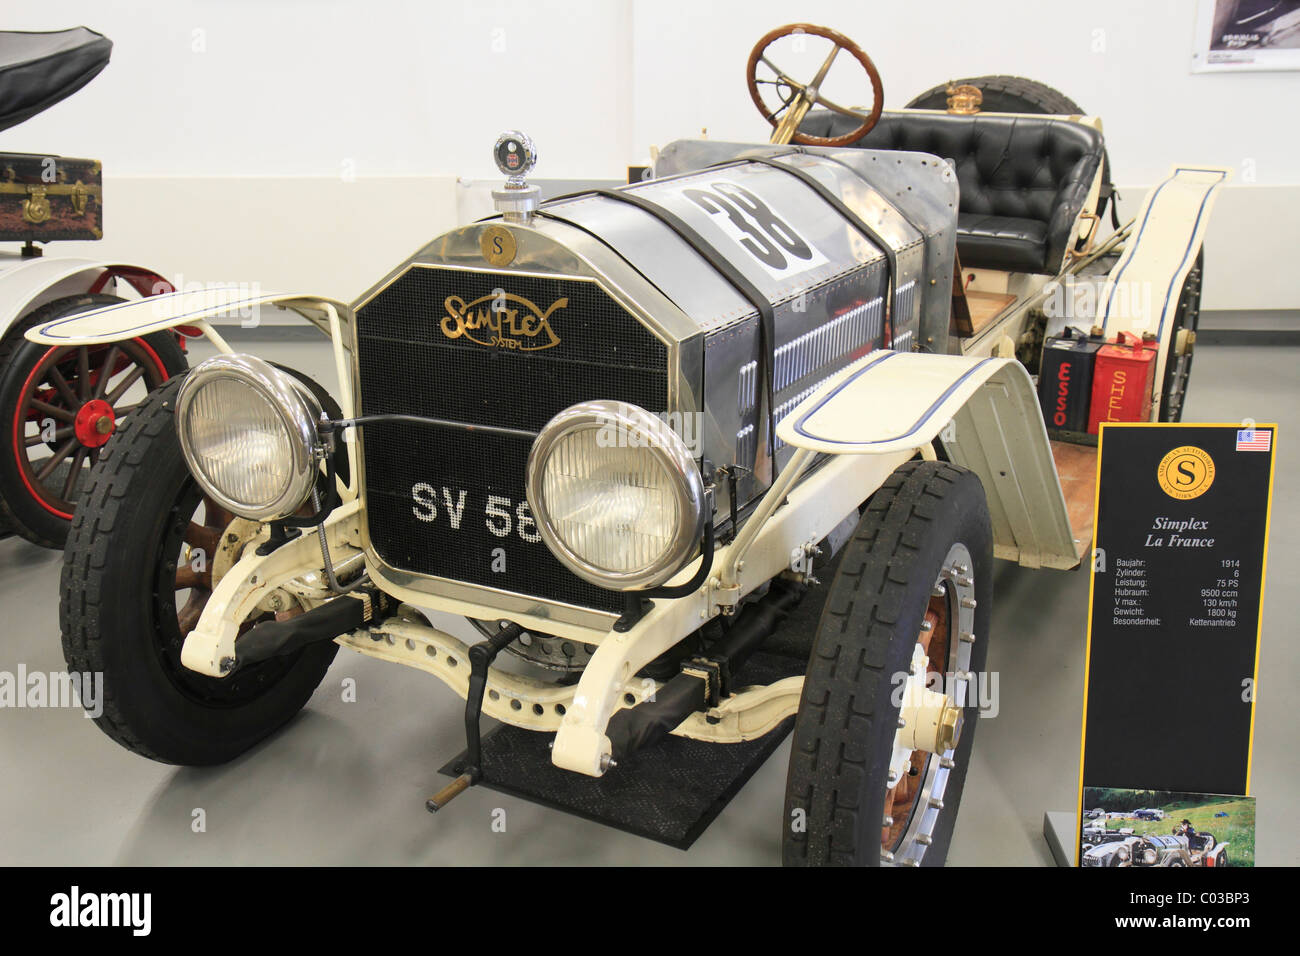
957, 213, 1048, 273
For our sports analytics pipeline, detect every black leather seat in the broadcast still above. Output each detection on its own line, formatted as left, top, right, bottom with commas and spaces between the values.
800, 110, 1105, 273
0, 27, 112, 134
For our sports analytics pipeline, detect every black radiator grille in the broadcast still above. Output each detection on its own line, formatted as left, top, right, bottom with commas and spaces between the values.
355, 266, 669, 613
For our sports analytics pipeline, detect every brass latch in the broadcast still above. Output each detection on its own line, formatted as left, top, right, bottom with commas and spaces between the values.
23, 185, 51, 224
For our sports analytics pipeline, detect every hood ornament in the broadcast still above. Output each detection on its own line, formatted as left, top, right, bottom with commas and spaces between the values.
492, 130, 540, 224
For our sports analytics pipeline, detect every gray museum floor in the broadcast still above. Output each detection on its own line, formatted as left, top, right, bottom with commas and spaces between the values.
0, 337, 1294, 866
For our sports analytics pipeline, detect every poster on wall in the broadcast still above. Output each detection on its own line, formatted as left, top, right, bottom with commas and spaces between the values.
1193, 0, 1300, 71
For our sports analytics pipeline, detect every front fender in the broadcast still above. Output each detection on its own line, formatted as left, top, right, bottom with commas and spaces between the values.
776, 348, 1080, 569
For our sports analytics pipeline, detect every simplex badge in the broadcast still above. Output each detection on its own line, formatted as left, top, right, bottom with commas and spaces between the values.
440, 291, 565, 351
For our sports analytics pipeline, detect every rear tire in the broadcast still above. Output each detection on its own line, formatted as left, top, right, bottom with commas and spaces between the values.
60, 376, 337, 765
1158, 249, 1203, 422
783, 461, 993, 866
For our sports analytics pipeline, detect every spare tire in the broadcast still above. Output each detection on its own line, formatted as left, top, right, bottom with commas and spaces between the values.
906, 75, 1115, 225
906, 74, 1084, 115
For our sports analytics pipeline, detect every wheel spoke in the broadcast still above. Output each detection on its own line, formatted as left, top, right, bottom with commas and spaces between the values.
92, 345, 121, 400
808, 44, 840, 90
176, 589, 211, 639
35, 436, 79, 482
812, 91, 869, 119
76, 347, 91, 400
48, 365, 79, 409
62, 446, 89, 499
184, 521, 221, 556
175, 565, 212, 591
29, 399, 75, 424
105, 364, 145, 406
26, 426, 72, 447
759, 54, 804, 91
203, 496, 236, 531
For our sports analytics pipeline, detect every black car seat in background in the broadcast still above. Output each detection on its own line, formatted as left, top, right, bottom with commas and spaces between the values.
800, 108, 1105, 275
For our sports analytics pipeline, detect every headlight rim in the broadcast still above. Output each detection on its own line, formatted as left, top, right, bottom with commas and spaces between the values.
176, 353, 325, 522
526, 399, 706, 592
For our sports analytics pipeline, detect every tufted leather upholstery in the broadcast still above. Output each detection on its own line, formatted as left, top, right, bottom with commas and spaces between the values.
800, 110, 1105, 273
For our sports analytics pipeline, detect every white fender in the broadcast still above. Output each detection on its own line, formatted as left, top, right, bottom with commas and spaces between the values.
0, 256, 171, 338
1097, 165, 1230, 397
777, 348, 1081, 569
23, 285, 352, 346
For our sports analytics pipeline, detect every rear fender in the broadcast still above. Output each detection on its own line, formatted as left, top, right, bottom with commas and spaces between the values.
0, 257, 172, 339
776, 349, 1080, 569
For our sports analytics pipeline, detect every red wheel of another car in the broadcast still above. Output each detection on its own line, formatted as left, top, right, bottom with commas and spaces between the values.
0, 294, 187, 548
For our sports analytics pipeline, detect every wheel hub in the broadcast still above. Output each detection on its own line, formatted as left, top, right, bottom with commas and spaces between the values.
73, 399, 115, 448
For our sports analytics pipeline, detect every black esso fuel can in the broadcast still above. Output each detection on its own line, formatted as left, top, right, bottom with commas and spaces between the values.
1038, 329, 1101, 434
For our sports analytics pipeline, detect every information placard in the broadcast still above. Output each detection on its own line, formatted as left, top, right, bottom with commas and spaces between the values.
1076, 423, 1275, 858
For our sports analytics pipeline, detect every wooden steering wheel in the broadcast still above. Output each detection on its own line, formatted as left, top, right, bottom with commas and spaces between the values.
746, 23, 884, 147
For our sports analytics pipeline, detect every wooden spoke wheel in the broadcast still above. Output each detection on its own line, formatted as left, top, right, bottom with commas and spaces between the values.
13, 338, 169, 517
0, 293, 186, 547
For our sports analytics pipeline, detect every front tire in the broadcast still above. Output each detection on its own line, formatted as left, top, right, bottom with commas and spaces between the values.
783, 461, 993, 866
60, 376, 337, 765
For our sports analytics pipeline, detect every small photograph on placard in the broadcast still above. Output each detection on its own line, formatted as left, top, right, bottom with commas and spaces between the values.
1080, 787, 1254, 867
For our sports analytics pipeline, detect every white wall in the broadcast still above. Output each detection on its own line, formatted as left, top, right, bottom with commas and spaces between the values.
1, 0, 633, 179
2, 1, 1297, 311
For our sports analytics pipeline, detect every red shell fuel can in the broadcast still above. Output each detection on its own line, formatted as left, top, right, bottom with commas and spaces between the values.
1087, 331, 1157, 434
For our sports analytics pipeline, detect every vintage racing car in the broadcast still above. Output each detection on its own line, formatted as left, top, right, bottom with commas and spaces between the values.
1082, 830, 1230, 867
38, 24, 1226, 866
0, 27, 186, 548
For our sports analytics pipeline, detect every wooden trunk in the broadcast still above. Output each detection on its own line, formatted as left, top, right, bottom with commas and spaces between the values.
0, 152, 103, 242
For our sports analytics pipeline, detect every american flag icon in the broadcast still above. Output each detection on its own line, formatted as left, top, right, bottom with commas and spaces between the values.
1236, 428, 1272, 452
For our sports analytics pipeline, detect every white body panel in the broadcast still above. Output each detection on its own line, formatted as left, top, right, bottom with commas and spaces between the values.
1096, 165, 1229, 399
778, 348, 1079, 570
0, 255, 164, 337
22, 286, 351, 346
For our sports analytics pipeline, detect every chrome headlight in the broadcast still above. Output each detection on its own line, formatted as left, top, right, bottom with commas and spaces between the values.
526, 400, 706, 591
176, 354, 324, 521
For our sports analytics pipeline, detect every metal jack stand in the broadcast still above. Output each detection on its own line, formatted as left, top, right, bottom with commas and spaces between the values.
426, 622, 523, 812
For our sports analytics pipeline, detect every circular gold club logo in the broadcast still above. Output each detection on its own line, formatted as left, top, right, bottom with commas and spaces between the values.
1157, 445, 1215, 500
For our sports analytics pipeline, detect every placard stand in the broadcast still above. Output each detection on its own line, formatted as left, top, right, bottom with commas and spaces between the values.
1043, 811, 1078, 867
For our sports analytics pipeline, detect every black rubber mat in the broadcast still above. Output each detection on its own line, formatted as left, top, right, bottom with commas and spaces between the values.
438, 649, 808, 850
